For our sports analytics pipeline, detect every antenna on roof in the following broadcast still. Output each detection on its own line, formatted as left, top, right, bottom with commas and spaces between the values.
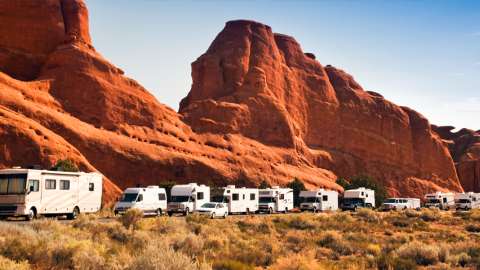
136, 184, 141, 188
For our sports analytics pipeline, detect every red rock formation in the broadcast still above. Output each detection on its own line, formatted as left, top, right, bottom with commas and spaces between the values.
0, 5, 464, 203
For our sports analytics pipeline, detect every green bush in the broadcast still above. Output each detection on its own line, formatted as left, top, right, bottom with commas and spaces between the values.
458, 252, 471, 267
159, 181, 177, 202
421, 207, 442, 222
212, 259, 254, 270
465, 223, 480, 232
258, 180, 272, 189
376, 253, 418, 270
286, 177, 307, 207
54, 159, 80, 172
0, 255, 30, 270
116, 208, 144, 229
396, 242, 439, 266
336, 172, 388, 207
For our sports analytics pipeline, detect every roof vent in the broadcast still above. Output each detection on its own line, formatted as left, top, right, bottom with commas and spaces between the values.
27, 165, 41, 170
12, 166, 21, 169
136, 184, 141, 188
272, 186, 280, 189
50, 167, 64, 171
147, 186, 158, 189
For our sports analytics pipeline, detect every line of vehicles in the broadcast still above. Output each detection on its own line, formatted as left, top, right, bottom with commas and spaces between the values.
1, 166, 480, 221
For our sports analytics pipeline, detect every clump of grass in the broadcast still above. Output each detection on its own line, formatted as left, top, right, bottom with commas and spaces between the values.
404, 208, 421, 218
116, 208, 144, 229
421, 207, 443, 222
356, 208, 379, 223
465, 223, 480, 232
396, 241, 439, 266
384, 229, 394, 236
0, 255, 30, 270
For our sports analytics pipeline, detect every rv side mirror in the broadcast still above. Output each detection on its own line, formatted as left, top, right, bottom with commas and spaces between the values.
116, 198, 119, 202
191, 198, 195, 202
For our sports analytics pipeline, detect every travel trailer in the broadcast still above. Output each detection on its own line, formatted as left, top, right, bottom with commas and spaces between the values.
257, 186, 293, 214
114, 186, 167, 216
382, 198, 421, 211
455, 192, 480, 211
210, 185, 258, 214
424, 192, 455, 210
0, 166, 102, 221
341, 187, 375, 211
299, 189, 338, 212
167, 183, 210, 216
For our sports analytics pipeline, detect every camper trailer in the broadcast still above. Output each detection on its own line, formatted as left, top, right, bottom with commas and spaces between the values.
210, 185, 258, 214
455, 192, 480, 211
114, 186, 167, 216
167, 183, 210, 216
382, 198, 421, 211
299, 189, 338, 212
0, 166, 102, 221
424, 192, 455, 210
257, 186, 293, 214
341, 187, 375, 211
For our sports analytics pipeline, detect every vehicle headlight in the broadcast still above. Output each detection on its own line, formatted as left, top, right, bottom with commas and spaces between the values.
180, 204, 185, 208
18, 206, 25, 211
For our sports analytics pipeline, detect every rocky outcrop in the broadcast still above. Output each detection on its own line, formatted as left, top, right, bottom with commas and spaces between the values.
0, 6, 464, 203
432, 125, 480, 192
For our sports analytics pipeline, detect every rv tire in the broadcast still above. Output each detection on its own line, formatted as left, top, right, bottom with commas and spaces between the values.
211, 213, 216, 219
393, 207, 396, 211
223, 212, 227, 219
156, 209, 162, 217
268, 208, 273, 214
26, 208, 36, 221
167, 212, 173, 217
353, 207, 357, 212
67, 207, 79, 220
246, 208, 250, 215
183, 208, 189, 216
465, 207, 469, 211
446, 206, 450, 211
312, 206, 316, 213
0, 216, 6, 221
284, 208, 288, 214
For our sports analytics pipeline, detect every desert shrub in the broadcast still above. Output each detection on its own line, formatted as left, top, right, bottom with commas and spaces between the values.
445, 254, 459, 267
274, 212, 317, 230
427, 262, 451, 270
127, 241, 211, 270
404, 208, 421, 218
155, 216, 187, 234
116, 208, 144, 228
268, 251, 323, 270
458, 252, 471, 267
0, 255, 30, 270
135, 218, 156, 231
319, 232, 354, 255
259, 217, 276, 234
204, 235, 224, 250
376, 253, 418, 270
357, 208, 379, 223
54, 159, 80, 172
186, 213, 211, 235
173, 233, 204, 257
96, 203, 115, 218
366, 244, 381, 256
384, 229, 394, 236
212, 259, 254, 270
421, 207, 442, 222
393, 219, 411, 227
72, 213, 99, 229
466, 223, 480, 232
436, 243, 450, 263
329, 211, 353, 223
258, 179, 272, 189
396, 241, 439, 266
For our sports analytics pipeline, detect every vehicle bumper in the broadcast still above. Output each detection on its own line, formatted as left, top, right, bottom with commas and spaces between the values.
195, 211, 213, 216
0, 205, 28, 216
167, 208, 186, 213
115, 208, 131, 214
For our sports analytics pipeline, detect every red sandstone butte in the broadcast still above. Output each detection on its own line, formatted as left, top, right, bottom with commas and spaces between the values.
0, 4, 464, 203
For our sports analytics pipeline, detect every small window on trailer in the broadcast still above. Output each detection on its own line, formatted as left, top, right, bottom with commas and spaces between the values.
46, 180, 56, 190
159, 193, 166, 201
60, 180, 70, 190
243, 194, 245, 200
280, 194, 284, 200
89, 183, 94, 191
232, 194, 239, 201
323, 195, 328, 201
250, 193, 255, 200
197, 192, 204, 200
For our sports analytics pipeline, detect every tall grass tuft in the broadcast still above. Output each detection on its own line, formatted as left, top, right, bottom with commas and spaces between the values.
116, 208, 144, 229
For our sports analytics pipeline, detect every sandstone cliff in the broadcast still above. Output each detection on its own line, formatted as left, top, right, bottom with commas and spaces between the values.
0, 3, 464, 203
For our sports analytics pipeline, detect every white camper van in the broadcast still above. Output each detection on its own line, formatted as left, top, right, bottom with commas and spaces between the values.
0, 166, 102, 221
455, 192, 480, 211
341, 187, 375, 212
257, 186, 293, 214
210, 185, 258, 214
114, 186, 167, 216
299, 189, 338, 212
382, 198, 421, 211
424, 192, 455, 210
167, 183, 210, 216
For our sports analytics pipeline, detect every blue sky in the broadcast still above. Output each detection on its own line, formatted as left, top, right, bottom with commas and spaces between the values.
85, 0, 480, 131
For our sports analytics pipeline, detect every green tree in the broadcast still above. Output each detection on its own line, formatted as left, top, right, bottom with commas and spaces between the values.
206, 181, 216, 190
159, 181, 176, 202
346, 173, 388, 207
54, 159, 80, 172
335, 174, 349, 190
286, 177, 307, 207
258, 179, 272, 189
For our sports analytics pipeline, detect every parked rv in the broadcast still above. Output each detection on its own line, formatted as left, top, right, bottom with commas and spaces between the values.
341, 187, 375, 212
0, 166, 102, 221
167, 183, 210, 216
195, 203, 229, 219
424, 192, 455, 210
382, 198, 421, 211
299, 189, 338, 212
210, 185, 258, 214
257, 186, 293, 214
455, 192, 480, 211
114, 186, 167, 216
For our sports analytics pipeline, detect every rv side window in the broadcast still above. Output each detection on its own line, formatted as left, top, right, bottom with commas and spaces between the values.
28, 180, 39, 192
280, 194, 284, 200
89, 183, 94, 191
45, 180, 56, 190
366, 194, 368, 197
137, 194, 143, 202
227, 190, 230, 193
243, 194, 245, 200
323, 195, 328, 201
197, 192, 204, 200
159, 193, 166, 201
361, 192, 364, 196
232, 194, 239, 201
250, 193, 255, 200
474, 198, 477, 202
443, 198, 447, 203
403, 199, 408, 203
60, 180, 70, 190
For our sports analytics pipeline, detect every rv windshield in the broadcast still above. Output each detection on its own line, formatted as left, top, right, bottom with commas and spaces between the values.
426, 199, 440, 204
259, 197, 274, 203
171, 196, 190, 202
201, 203, 217, 208
210, 196, 224, 203
458, 199, 470, 204
386, 199, 397, 203
0, 174, 27, 195
303, 197, 317, 203
120, 193, 139, 202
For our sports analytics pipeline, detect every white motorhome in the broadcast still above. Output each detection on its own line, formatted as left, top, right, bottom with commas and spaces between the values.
455, 192, 480, 211
210, 185, 258, 214
382, 198, 421, 211
0, 166, 102, 221
299, 189, 338, 212
424, 191, 455, 210
257, 186, 293, 214
341, 187, 375, 211
114, 186, 167, 216
167, 183, 210, 216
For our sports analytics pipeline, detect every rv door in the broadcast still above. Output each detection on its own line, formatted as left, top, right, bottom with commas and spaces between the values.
26, 178, 41, 205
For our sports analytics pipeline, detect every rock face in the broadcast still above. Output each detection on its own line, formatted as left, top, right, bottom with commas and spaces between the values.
0, 6, 464, 203
432, 126, 480, 192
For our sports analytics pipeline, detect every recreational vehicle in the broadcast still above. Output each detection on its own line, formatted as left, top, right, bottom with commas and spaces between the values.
341, 187, 375, 211
210, 185, 258, 214
299, 189, 338, 212
257, 186, 293, 214
424, 192, 455, 210
0, 166, 102, 221
167, 183, 210, 216
382, 198, 421, 211
114, 186, 167, 216
455, 192, 480, 211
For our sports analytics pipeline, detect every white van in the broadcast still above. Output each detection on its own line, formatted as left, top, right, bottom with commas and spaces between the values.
455, 192, 480, 211
341, 187, 375, 211
167, 183, 210, 216
210, 185, 258, 214
424, 191, 455, 210
299, 189, 338, 212
382, 198, 421, 211
114, 186, 167, 216
0, 166, 102, 221
257, 186, 293, 214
